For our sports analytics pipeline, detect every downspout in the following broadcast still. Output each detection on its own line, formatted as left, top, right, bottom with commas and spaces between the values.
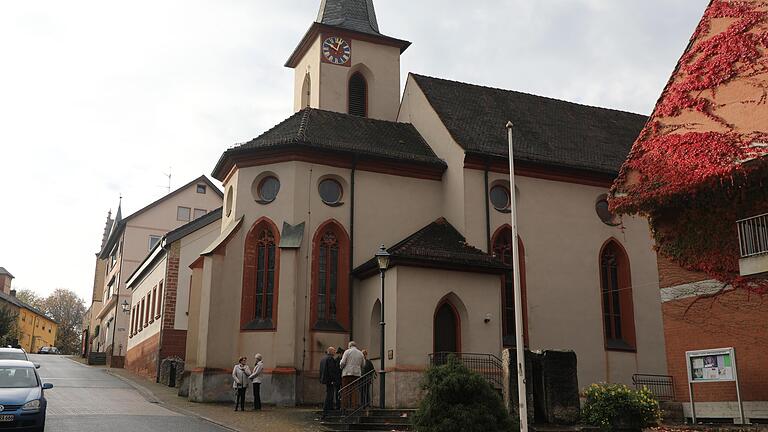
484, 162, 491, 252
349, 158, 357, 340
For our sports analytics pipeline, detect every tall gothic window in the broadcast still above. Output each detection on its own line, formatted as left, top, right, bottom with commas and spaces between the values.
600, 240, 636, 350
348, 72, 367, 117
312, 221, 350, 332
492, 226, 527, 347
241, 219, 280, 330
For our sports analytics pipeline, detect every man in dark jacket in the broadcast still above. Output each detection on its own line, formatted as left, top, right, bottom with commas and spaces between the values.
334, 346, 344, 410
319, 346, 339, 418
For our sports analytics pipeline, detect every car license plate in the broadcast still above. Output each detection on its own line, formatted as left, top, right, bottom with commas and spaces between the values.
0, 414, 14, 422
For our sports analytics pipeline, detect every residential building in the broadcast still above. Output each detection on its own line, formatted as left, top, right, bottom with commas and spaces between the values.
612, 0, 768, 423
83, 211, 113, 357
90, 176, 222, 367
0, 268, 58, 352
183, 0, 667, 407
125, 208, 222, 380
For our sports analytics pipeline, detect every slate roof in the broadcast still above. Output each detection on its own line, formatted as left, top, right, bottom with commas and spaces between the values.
0, 268, 12, 278
317, 0, 380, 36
411, 74, 648, 175
354, 218, 506, 277
0, 290, 57, 324
212, 108, 446, 178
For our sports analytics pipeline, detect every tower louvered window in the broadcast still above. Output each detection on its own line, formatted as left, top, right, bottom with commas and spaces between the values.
348, 73, 367, 117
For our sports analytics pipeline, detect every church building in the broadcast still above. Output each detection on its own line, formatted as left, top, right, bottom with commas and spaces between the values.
184, 0, 668, 407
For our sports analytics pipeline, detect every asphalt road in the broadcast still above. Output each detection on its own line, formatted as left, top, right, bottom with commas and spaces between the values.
32, 354, 232, 432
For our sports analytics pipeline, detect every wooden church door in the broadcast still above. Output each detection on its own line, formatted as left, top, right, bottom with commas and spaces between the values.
433, 302, 460, 354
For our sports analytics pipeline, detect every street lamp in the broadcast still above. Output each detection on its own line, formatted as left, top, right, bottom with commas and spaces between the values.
121, 300, 130, 314
375, 245, 390, 409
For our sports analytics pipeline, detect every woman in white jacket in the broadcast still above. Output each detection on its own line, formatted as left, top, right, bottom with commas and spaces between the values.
249, 353, 264, 410
232, 356, 252, 411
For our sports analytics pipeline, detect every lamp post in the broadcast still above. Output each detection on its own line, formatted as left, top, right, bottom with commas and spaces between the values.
375, 245, 390, 409
121, 300, 130, 314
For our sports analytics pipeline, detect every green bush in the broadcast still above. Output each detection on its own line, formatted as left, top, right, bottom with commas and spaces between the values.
413, 356, 516, 432
582, 383, 662, 430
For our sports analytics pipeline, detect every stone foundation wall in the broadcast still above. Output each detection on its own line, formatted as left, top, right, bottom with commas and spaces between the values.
125, 333, 160, 380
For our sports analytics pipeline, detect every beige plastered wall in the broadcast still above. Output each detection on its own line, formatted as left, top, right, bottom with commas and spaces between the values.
176, 220, 221, 330
292, 33, 401, 121
127, 254, 167, 351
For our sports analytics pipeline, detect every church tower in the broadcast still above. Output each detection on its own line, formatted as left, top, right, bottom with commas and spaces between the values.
285, 0, 411, 121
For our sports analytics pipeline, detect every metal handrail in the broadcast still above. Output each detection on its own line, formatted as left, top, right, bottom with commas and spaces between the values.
429, 352, 504, 389
632, 373, 675, 401
338, 369, 377, 421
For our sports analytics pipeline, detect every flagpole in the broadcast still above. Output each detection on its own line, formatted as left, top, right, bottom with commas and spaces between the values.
506, 121, 528, 431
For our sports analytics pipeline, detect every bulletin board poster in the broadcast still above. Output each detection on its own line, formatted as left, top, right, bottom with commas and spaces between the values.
687, 348, 736, 383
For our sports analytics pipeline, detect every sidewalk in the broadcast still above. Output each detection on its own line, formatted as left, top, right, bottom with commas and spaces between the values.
106, 367, 323, 432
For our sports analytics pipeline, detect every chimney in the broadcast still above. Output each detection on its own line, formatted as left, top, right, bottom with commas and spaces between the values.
9, 290, 15, 297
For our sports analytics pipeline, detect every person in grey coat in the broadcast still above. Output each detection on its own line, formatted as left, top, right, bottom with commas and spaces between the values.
249, 353, 264, 410
232, 356, 251, 411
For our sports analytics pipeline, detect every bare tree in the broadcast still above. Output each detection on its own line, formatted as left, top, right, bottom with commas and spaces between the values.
39, 289, 86, 355
15, 289, 42, 310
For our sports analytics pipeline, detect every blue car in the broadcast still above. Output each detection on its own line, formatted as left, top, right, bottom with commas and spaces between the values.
0, 360, 52, 431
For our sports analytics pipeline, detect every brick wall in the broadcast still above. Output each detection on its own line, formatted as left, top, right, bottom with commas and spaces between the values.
125, 333, 160, 380
663, 289, 768, 402
657, 254, 710, 289
159, 329, 187, 360
164, 242, 180, 330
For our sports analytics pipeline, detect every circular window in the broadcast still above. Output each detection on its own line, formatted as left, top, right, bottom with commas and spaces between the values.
225, 186, 233, 217
257, 176, 280, 203
319, 179, 343, 205
596, 195, 621, 226
489, 185, 511, 212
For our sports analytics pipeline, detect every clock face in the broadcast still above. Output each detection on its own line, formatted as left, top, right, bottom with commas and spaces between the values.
322, 36, 351, 65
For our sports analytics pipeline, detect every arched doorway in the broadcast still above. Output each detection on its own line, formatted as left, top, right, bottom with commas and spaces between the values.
433, 301, 460, 354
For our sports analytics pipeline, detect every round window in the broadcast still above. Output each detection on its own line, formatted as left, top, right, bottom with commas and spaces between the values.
225, 186, 234, 217
596, 196, 621, 226
319, 179, 343, 205
489, 185, 511, 212
258, 176, 280, 203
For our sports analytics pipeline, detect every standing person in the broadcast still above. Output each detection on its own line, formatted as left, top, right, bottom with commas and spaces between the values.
339, 341, 365, 411
360, 349, 377, 407
232, 356, 251, 411
334, 346, 344, 410
319, 346, 339, 418
249, 353, 264, 410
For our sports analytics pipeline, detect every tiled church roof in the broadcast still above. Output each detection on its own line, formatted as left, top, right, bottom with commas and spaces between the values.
212, 108, 446, 178
354, 218, 506, 278
317, 0, 380, 36
411, 74, 648, 175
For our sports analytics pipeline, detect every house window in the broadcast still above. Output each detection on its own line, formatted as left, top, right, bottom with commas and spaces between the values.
177, 206, 191, 222
196, 184, 207, 194
130, 307, 135, 336
348, 72, 367, 117
241, 219, 280, 330
149, 235, 162, 251
600, 240, 636, 351
193, 208, 207, 220
139, 299, 145, 330
492, 226, 527, 347
312, 221, 350, 332
149, 289, 155, 323
156, 281, 163, 319
145, 295, 151, 326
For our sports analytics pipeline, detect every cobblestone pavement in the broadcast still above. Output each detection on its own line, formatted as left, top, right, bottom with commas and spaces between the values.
105, 365, 323, 432
34, 355, 232, 432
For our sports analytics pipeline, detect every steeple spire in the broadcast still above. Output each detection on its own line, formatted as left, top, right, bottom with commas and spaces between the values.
316, 0, 380, 35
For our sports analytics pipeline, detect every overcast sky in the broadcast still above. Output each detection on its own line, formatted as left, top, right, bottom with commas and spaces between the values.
0, 0, 707, 302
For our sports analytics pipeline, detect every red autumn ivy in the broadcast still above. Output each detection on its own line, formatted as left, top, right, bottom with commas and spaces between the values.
610, 0, 768, 292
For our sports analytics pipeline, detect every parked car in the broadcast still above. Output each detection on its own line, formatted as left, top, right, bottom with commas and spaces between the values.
35, 348, 58, 355
0, 360, 53, 431
0, 348, 28, 361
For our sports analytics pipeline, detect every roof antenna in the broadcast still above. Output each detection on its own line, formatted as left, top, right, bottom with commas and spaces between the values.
163, 167, 172, 193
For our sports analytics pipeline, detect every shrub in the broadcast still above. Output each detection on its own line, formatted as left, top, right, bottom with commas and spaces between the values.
582, 383, 662, 430
413, 356, 515, 432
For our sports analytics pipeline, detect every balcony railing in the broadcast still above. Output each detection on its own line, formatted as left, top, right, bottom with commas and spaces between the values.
737, 213, 768, 258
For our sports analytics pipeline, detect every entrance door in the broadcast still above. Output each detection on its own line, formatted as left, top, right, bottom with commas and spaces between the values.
433, 302, 460, 354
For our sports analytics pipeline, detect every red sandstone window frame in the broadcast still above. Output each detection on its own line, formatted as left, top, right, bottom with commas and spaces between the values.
599, 239, 637, 352
310, 220, 351, 333
156, 280, 163, 319
240, 217, 281, 331
491, 225, 529, 347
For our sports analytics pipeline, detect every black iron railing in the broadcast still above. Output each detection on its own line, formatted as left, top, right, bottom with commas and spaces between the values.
429, 352, 504, 390
338, 369, 377, 420
632, 374, 675, 401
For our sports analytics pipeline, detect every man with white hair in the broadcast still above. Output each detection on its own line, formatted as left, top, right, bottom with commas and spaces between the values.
339, 341, 364, 409
249, 353, 264, 410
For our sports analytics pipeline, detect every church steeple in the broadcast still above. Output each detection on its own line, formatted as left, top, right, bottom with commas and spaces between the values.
316, 0, 380, 35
